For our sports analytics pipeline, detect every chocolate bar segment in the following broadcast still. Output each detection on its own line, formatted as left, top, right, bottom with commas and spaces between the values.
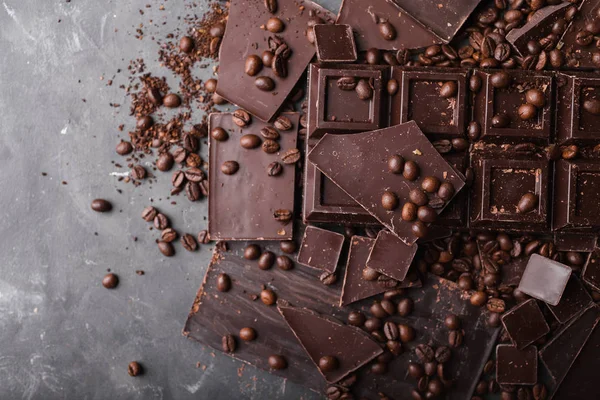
496, 344, 538, 385
470, 152, 550, 232
308, 121, 466, 245
208, 112, 298, 240
472, 69, 553, 143
435, 152, 470, 228
583, 247, 600, 291
390, 67, 468, 139
501, 299, 549, 349
548, 276, 593, 324
340, 236, 386, 306
307, 63, 389, 139
559, 0, 600, 70
297, 225, 345, 274
279, 306, 383, 383
554, 160, 600, 231
554, 232, 598, 252
314, 24, 357, 63
216, 0, 333, 121
517, 254, 572, 306
556, 71, 600, 145
366, 230, 418, 282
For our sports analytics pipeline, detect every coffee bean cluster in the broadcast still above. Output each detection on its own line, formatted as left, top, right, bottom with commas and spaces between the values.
336, 76, 374, 101
245, 32, 292, 92
408, 343, 456, 400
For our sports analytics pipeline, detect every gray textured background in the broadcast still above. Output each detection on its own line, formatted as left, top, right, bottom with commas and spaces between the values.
0, 0, 337, 398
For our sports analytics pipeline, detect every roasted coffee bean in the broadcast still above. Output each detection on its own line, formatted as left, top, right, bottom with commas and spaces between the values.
383, 321, 399, 341
280, 240, 296, 254
116, 141, 133, 156
262, 139, 280, 154
244, 244, 261, 260
517, 193, 538, 213
261, 289, 277, 305
281, 148, 301, 164
562, 144, 579, 159
524, 88, 545, 108
467, 121, 481, 141
402, 202, 418, 221
337, 76, 357, 91
492, 113, 510, 128
490, 71, 510, 88
154, 213, 169, 230
412, 221, 428, 238
181, 234, 197, 252
137, 115, 154, 131
131, 165, 147, 180
141, 206, 158, 222
272, 53, 288, 78
318, 355, 339, 372
371, 301, 389, 318
487, 297, 506, 313
274, 209, 292, 222
319, 272, 337, 285
209, 22, 225, 38
387, 79, 399, 95
364, 317, 382, 332
210, 127, 228, 142
435, 346, 451, 363
91, 199, 112, 213
365, 48, 381, 64
436, 182, 455, 201
266, 17, 284, 33
532, 383, 548, 400
154, 240, 174, 257
494, 43, 511, 62
398, 324, 415, 342
179, 35, 195, 53
245, 55, 263, 76
518, 103, 537, 120
268, 354, 287, 370
378, 20, 396, 40
222, 334, 236, 353
386, 340, 403, 356
156, 152, 174, 172
221, 161, 239, 176
161, 228, 178, 243
273, 115, 292, 131
126, 361, 143, 377
183, 168, 203, 183
403, 161, 420, 181
388, 154, 405, 173
255, 76, 275, 91
232, 109, 251, 127
417, 206, 436, 223
576, 30, 593, 46
216, 273, 232, 292
448, 329, 464, 348
276, 255, 293, 270
261, 50, 274, 68
267, 161, 283, 176
415, 344, 435, 362
433, 139, 452, 154
444, 314, 461, 330
439, 81, 458, 98
355, 79, 373, 100
380, 299, 396, 316
239, 327, 257, 342
381, 191, 400, 210
264, 0, 277, 13
583, 99, 600, 115
240, 134, 261, 149
254, 251, 275, 270
408, 363, 425, 379
197, 230, 210, 245
470, 291, 488, 307
459, 45, 475, 59
102, 273, 119, 289
397, 297, 413, 316
421, 176, 441, 193
408, 188, 428, 207
371, 362, 388, 375
348, 311, 366, 327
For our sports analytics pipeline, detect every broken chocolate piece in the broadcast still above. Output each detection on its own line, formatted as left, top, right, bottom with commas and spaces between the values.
314, 24, 357, 63
548, 276, 593, 324
496, 344, 538, 385
297, 225, 345, 274
554, 159, 600, 231
501, 299, 549, 349
366, 230, 418, 282
518, 254, 572, 306
583, 247, 600, 291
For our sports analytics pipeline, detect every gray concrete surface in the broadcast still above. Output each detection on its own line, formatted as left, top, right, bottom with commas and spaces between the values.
0, 0, 337, 398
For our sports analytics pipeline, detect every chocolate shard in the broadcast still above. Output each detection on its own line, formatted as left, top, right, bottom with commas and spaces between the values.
501, 299, 550, 349
366, 230, 418, 282
314, 24, 357, 63
548, 276, 593, 324
496, 344, 538, 385
583, 247, 600, 291
506, 2, 571, 57
297, 225, 345, 274
308, 121, 465, 246
517, 254, 572, 306
278, 305, 383, 383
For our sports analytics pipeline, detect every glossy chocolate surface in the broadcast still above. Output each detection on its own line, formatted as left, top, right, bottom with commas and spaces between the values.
314, 24, 357, 63
501, 299, 549, 349
297, 225, 345, 273
496, 344, 538, 385
518, 254, 572, 306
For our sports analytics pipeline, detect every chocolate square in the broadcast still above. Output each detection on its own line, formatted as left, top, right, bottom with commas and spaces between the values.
297, 226, 345, 274
518, 254, 572, 306
307, 63, 388, 139
366, 230, 418, 282
501, 299, 549, 349
470, 153, 550, 231
390, 67, 468, 139
496, 344, 538, 385
314, 24, 357, 63
583, 247, 600, 291
548, 276, 593, 324
208, 112, 298, 240
435, 152, 469, 227
554, 160, 600, 231
557, 72, 600, 145
554, 232, 598, 252
473, 70, 553, 143
303, 140, 379, 225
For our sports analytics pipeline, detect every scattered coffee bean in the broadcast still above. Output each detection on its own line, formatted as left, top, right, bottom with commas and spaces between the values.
435, 346, 451, 363
131, 165, 147, 180
240, 134, 261, 149
128, 361, 143, 377
448, 329, 464, 348
137, 116, 153, 131
365, 48, 381, 65
280, 240, 296, 254
525, 89, 545, 108
397, 297, 413, 316
179, 36, 194, 53
232, 109, 251, 127
470, 291, 488, 306
158, 241, 175, 257
258, 251, 276, 270
371, 362, 388, 375
185, 181, 201, 201
262, 139, 280, 153
156, 152, 174, 172
437, 182, 455, 201
487, 297, 506, 313
383, 321, 399, 341
222, 334, 236, 353
583, 99, 600, 115
163, 93, 181, 108
255, 76, 275, 91
381, 191, 399, 210
154, 213, 169, 230
421, 176, 441, 193
401, 202, 418, 221
355, 79, 373, 100
403, 161, 420, 181
439, 81, 458, 98
517, 193, 539, 213
266, 161, 283, 177
415, 344, 435, 362
264, 0, 277, 13
348, 311, 366, 327
378, 20, 396, 40
217, 273, 231, 292
364, 317, 382, 332
490, 71, 510, 88
204, 78, 217, 93
161, 228, 178, 243
221, 161, 239, 175
417, 205, 437, 223
467, 121, 481, 141
398, 324, 415, 343
318, 355, 339, 372
244, 244, 261, 260
274, 115, 293, 131
408, 188, 428, 207
261, 50, 274, 68
240, 327, 257, 341
102, 273, 119, 289
491, 113, 510, 128
245, 55, 263, 76
281, 148, 301, 164
337, 76, 357, 91
268, 354, 287, 370
387, 79, 399, 96
444, 314, 461, 330
276, 256, 293, 270
387, 154, 405, 174
518, 103, 537, 120
181, 234, 198, 252
273, 209, 292, 222
266, 17, 284, 33
116, 141, 133, 156
261, 289, 276, 305
141, 206, 157, 222
211, 127, 228, 141
197, 230, 210, 245
91, 199, 112, 213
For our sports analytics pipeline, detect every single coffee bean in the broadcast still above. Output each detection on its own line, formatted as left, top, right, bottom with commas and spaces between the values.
137, 115, 154, 131
337, 76, 357, 91
417, 206, 437, 223
280, 240, 297, 254
388, 154, 405, 173
403, 161, 420, 181
273, 209, 292, 222
401, 202, 418, 222
262, 139, 280, 154
408, 363, 424, 379
239, 327, 257, 342
562, 144, 579, 160
210, 127, 228, 141
102, 273, 119, 289
221, 160, 239, 175
439, 81, 458, 98
264, 0, 277, 13
274, 116, 292, 132
204, 79, 218, 93
490, 71, 510, 88
163, 93, 181, 108
272, 53, 287, 78
435, 346, 451, 363
421, 176, 441, 193
245, 55, 263, 76
381, 191, 400, 210
387, 79, 399, 95
216, 273, 231, 292
154, 213, 169, 230
583, 99, 600, 115
320, 271, 337, 285
197, 230, 210, 245
347, 311, 366, 326
412, 221, 428, 238
281, 148, 301, 164
487, 297, 506, 313
467, 121, 481, 141
397, 297, 414, 317
318, 355, 339, 372
470, 291, 488, 306
161, 228, 178, 243
184, 168, 204, 183
576, 30, 593, 46
532, 383, 548, 400
276, 255, 293, 271
261, 289, 277, 305
240, 134, 261, 149
415, 344, 435, 362
91, 199, 112, 212
355, 79, 373, 100
156, 152, 174, 172
398, 324, 415, 342
362, 267, 380, 281
185, 181, 201, 202
181, 234, 198, 252
255, 76, 275, 92
371, 301, 389, 318
232, 109, 251, 127
423, 361, 437, 376
408, 188, 428, 207
525, 88, 545, 108
244, 244, 261, 260
141, 206, 157, 222
179, 35, 195, 53
383, 321, 399, 340
365, 48, 381, 64
517, 193, 538, 213
267, 162, 283, 177
433, 139, 452, 154
437, 182, 455, 202
258, 251, 276, 270
261, 50, 274, 68
131, 165, 147, 180
222, 334, 236, 353
209, 22, 225, 38
469, 75, 482, 93
157, 241, 175, 257
116, 141, 133, 156
128, 361, 143, 377
266, 17, 284, 33
448, 329, 464, 348
445, 314, 461, 330
491, 113, 510, 128
364, 317, 382, 332
518, 103, 537, 120
371, 362, 388, 375
378, 21, 397, 40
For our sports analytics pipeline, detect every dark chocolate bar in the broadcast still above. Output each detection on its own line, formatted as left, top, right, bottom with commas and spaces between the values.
314, 24, 357, 63
554, 159, 600, 231
556, 71, 600, 145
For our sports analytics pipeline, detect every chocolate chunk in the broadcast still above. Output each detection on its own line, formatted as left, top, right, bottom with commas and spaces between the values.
314, 24, 357, 63
496, 345, 538, 385
366, 230, 418, 282
501, 299, 549, 349
554, 159, 600, 231
297, 226, 344, 274
556, 72, 600, 145
517, 254, 572, 306
548, 276, 593, 324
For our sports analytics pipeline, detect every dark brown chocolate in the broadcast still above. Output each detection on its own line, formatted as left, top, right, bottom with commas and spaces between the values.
517, 254, 572, 306
583, 247, 600, 291
496, 344, 538, 385
559, 0, 600, 70
297, 225, 345, 274
314, 24, 357, 63
548, 275, 593, 324
554, 160, 600, 231
556, 72, 600, 145
308, 121, 466, 245
501, 299, 549, 349
208, 112, 298, 240
366, 230, 418, 282
554, 232, 598, 252
216, 0, 333, 121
